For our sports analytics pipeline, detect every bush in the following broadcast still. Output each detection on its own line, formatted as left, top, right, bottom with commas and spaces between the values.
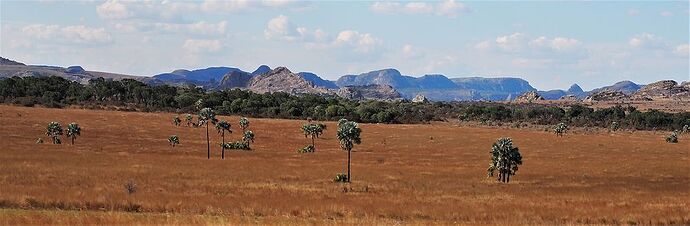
333, 173, 348, 183
221, 141, 251, 150
297, 144, 315, 153
666, 132, 678, 143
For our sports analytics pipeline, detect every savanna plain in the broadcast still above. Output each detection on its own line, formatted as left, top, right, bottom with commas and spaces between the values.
0, 105, 688, 225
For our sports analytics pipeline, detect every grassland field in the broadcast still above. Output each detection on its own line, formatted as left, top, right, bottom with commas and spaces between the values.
0, 105, 688, 225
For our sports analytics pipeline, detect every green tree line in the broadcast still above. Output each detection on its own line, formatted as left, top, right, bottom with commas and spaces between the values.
1, 76, 688, 130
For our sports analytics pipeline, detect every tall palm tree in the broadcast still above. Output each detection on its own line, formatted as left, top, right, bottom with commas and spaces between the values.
487, 137, 523, 183
66, 122, 81, 145
336, 119, 361, 182
46, 122, 63, 144
215, 120, 232, 159
198, 108, 218, 159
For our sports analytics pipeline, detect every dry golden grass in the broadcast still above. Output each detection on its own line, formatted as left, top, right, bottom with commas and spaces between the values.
0, 105, 688, 225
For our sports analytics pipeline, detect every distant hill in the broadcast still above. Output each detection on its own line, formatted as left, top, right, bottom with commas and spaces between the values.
4, 56, 685, 102
589, 80, 641, 95
152, 67, 243, 85
297, 72, 338, 89
0, 58, 145, 83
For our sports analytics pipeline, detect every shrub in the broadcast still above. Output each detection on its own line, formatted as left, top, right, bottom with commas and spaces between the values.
168, 135, 180, 147
221, 141, 251, 150
333, 173, 348, 183
666, 132, 678, 143
682, 125, 689, 134
610, 122, 620, 132
124, 180, 137, 195
554, 122, 569, 137
297, 144, 315, 153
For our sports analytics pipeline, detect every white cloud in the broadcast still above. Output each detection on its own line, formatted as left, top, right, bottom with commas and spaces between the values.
627, 9, 639, 16
660, 11, 673, 17
97, 0, 310, 21
334, 30, 382, 54
403, 2, 434, 14
183, 39, 223, 53
530, 36, 582, 52
370, 0, 470, 18
495, 32, 526, 52
113, 21, 228, 36
264, 15, 299, 41
263, 15, 381, 55
674, 44, 689, 57
22, 24, 111, 44
96, 0, 131, 19
628, 33, 664, 48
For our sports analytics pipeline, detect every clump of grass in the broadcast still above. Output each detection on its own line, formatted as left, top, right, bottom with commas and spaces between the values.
124, 180, 137, 195
297, 144, 315, 153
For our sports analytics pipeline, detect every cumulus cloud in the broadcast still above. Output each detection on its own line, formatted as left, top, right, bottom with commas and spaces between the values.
660, 11, 673, 17
264, 15, 381, 55
370, 0, 470, 18
264, 15, 328, 43
628, 33, 665, 49
333, 30, 382, 54
22, 24, 112, 44
114, 21, 228, 36
477, 33, 583, 55
529, 36, 582, 52
97, 0, 311, 21
183, 39, 223, 53
627, 9, 639, 16
674, 44, 689, 57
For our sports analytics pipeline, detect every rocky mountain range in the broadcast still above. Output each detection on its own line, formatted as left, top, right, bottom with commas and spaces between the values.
1, 56, 688, 102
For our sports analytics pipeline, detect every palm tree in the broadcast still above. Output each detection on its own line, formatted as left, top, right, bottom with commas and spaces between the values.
682, 125, 689, 134
198, 108, 218, 159
336, 119, 361, 182
243, 130, 255, 148
168, 135, 180, 148
215, 120, 232, 159
487, 137, 523, 183
173, 116, 182, 126
554, 122, 568, 137
46, 122, 63, 144
301, 122, 325, 152
239, 117, 250, 133
66, 122, 81, 145
185, 114, 193, 127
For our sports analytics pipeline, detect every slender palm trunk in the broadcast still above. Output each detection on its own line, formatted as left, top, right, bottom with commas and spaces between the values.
506, 173, 510, 183
71, 136, 75, 145
311, 135, 315, 148
221, 131, 225, 159
206, 123, 210, 159
347, 148, 351, 182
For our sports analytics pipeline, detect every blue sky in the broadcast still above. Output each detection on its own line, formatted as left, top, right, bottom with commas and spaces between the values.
1, 0, 688, 90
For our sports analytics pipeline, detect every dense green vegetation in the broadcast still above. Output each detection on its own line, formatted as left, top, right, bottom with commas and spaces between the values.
2, 76, 689, 131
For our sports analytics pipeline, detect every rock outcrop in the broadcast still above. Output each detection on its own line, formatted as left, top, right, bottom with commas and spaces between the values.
560, 94, 579, 101
411, 94, 429, 103
584, 90, 628, 102
218, 70, 253, 89
247, 67, 329, 95
631, 80, 690, 100
336, 84, 403, 101
514, 91, 544, 102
